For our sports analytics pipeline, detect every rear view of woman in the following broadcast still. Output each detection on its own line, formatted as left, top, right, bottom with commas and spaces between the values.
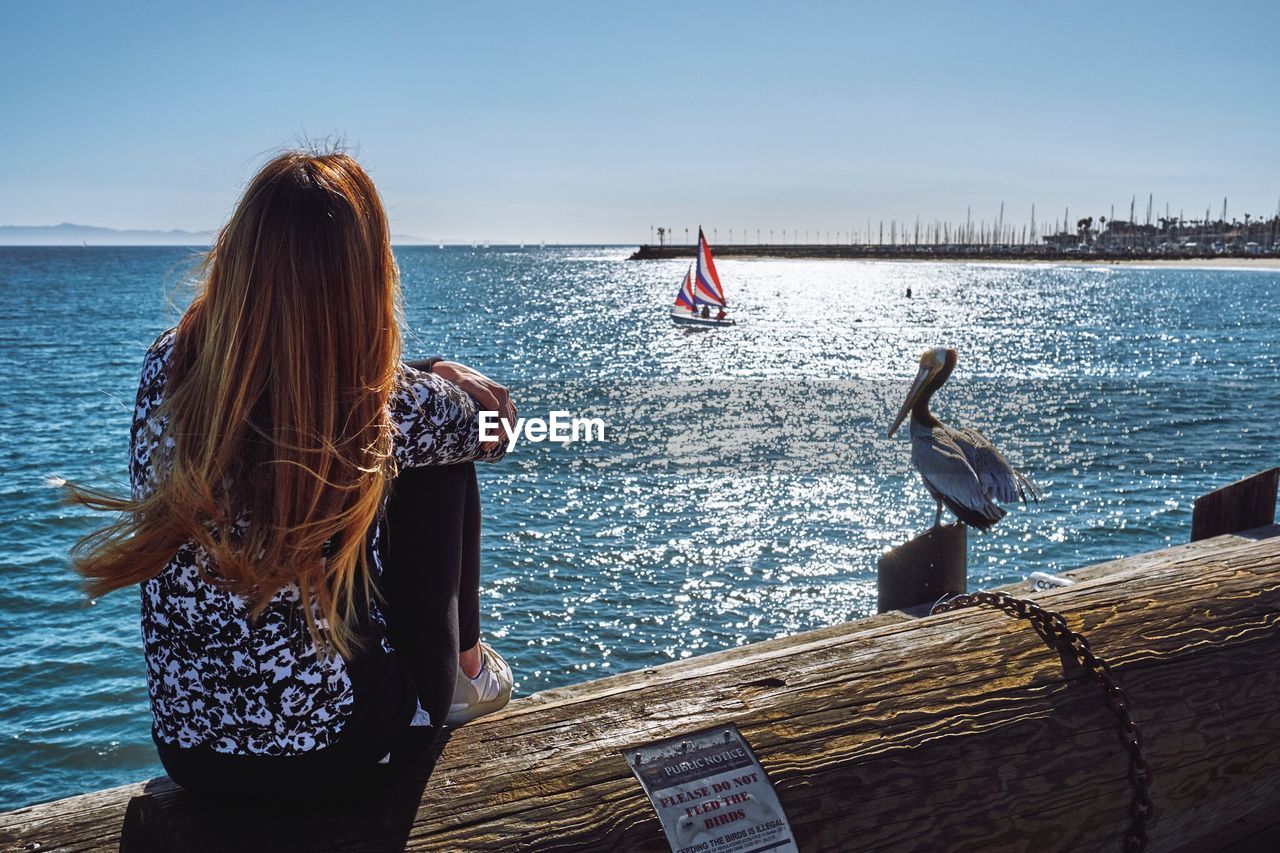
70, 151, 512, 797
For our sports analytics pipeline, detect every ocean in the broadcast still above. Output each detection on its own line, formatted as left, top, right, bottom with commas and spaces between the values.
1, 246, 1277, 810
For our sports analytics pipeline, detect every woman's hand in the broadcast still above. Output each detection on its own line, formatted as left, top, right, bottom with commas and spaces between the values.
431, 361, 516, 447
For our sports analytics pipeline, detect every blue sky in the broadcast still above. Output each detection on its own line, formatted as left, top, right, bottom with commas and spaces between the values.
2, 0, 1277, 243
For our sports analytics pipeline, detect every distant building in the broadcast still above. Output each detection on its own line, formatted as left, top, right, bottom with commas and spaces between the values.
1043, 216, 1280, 256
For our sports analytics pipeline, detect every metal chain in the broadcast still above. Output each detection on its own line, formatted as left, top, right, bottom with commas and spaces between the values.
930, 590, 1152, 852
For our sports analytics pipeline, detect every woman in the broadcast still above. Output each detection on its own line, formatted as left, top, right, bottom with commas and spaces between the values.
69, 151, 513, 798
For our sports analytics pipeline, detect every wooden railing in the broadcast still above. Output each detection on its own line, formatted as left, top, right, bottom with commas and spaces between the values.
2, 475, 1277, 852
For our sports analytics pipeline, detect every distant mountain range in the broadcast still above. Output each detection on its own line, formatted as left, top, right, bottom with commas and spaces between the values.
0, 223, 433, 246
0, 223, 215, 245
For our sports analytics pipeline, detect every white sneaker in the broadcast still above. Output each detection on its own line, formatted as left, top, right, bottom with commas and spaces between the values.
446, 642, 513, 726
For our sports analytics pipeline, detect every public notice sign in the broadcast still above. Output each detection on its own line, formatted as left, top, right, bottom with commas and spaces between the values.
625, 724, 798, 853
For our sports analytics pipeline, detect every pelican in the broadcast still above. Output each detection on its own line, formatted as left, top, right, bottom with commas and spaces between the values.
887, 347, 1039, 530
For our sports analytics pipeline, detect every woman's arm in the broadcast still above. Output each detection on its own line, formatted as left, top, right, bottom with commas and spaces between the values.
429, 361, 516, 434
390, 362, 513, 468
130, 329, 177, 499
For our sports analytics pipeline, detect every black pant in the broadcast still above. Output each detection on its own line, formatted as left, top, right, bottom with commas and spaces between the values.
380, 460, 483, 734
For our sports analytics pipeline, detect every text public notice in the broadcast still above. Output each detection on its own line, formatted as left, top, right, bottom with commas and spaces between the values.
625, 724, 797, 853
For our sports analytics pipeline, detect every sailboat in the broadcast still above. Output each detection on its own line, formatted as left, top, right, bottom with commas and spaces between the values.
671, 228, 735, 327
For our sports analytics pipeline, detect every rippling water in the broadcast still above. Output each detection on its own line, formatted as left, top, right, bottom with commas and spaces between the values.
1, 246, 1277, 809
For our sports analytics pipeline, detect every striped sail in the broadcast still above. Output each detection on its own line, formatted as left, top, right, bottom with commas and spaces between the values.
673, 264, 697, 311
694, 228, 727, 307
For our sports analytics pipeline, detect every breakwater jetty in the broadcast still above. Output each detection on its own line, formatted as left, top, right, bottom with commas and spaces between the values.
637, 210, 1280, 261
2, 471, 1279, 851
629, 242, 1280, 261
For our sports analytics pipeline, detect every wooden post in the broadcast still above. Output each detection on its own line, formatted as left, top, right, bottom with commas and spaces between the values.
1191, 468, 1279, 542
876, 523, 966, 613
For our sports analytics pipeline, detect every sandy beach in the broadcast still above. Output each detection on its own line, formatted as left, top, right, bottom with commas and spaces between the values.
710, 254, 1280, 269
1071, 257, 1280, 270
897, 256, 1280, 270
631, 244, 1280, 268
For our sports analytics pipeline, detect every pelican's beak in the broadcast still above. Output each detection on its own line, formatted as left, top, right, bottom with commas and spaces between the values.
887, 364, 936, 438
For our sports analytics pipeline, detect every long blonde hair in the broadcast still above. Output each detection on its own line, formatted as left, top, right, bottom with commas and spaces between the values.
69, 151, 401, 656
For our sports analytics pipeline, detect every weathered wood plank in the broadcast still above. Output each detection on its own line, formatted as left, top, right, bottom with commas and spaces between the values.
120, 528, 1280, 850
1191, 468, 1279, 542
2, 525, 1278, 852
0, 778, 179, 853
